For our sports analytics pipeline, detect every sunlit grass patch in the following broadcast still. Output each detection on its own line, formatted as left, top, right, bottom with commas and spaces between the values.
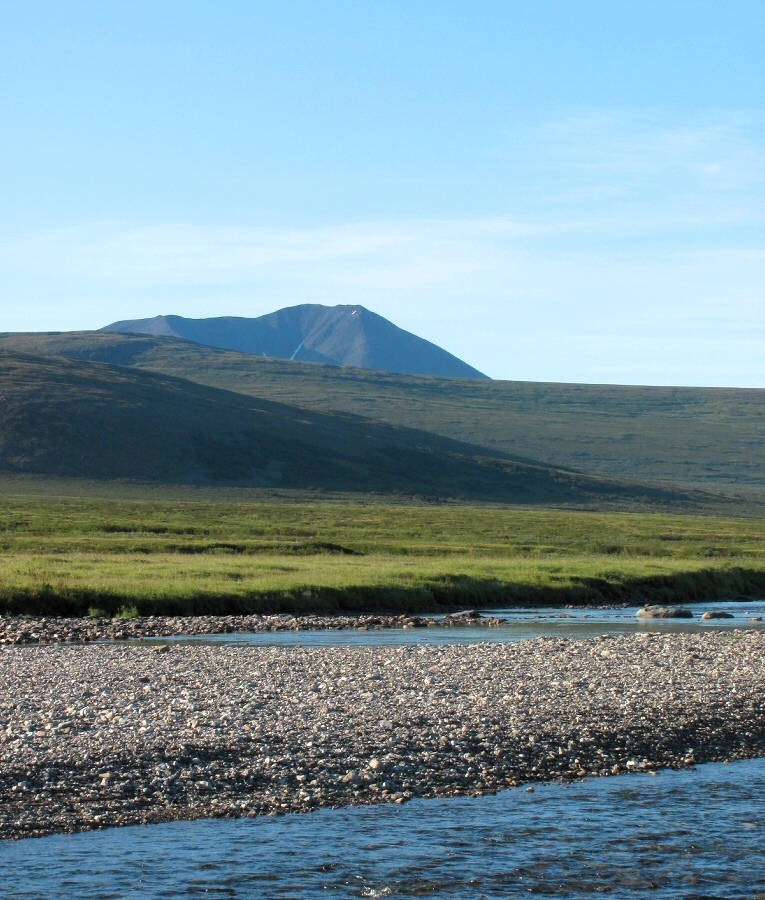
0, 495, 764, 616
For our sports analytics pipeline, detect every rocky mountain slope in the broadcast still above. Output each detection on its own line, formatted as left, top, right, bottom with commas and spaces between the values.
101, 304, 487, 378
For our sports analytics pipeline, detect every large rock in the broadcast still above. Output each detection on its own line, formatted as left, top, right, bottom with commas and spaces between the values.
636, 605, 694, 619
701, 611, 734, 620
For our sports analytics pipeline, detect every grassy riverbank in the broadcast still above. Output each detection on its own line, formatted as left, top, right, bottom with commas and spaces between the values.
1, 488, 765, 615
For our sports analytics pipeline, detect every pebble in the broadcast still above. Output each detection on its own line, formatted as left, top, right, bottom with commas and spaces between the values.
1, 631, 764, 840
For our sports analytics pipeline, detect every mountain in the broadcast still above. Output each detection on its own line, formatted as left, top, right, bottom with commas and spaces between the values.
100, 304, 488, 379
0, 349, 676, 505
2, 330, 762, 496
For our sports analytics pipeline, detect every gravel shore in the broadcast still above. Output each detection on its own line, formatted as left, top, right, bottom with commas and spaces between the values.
2, 631, 764, 840
0, 611, 501, 645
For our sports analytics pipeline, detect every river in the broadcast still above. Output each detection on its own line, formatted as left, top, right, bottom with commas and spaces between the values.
2, 757, 764, 897
143, 599, 765, 647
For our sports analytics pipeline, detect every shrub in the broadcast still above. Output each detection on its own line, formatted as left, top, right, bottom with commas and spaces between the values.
115, 605, 140, 619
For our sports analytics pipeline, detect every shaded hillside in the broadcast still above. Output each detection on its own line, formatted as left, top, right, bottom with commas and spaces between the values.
100, 304, 487, 378
0, 351, 671, 505
2, 331, 762, 492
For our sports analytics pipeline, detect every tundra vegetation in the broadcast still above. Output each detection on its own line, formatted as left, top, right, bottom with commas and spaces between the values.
1, 479, 764, 617
0, 334, 763, 619
3, 330, 763, 497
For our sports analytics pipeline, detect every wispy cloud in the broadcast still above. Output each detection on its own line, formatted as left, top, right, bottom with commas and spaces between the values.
0, 218, 539, 287
2, 111, 762, 292
536, 113, 763, 185
0, 110, 763, 385
498, 111, 765, 234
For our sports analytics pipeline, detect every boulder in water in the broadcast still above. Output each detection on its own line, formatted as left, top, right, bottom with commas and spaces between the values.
442, 610, 483, 625
636, 605, 693, 619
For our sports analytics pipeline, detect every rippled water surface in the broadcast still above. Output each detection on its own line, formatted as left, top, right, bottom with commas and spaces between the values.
3, 758, 765, 898
148, 600, 765, 647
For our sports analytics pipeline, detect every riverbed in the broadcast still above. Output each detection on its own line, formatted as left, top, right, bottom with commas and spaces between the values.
2, 630, 764, 842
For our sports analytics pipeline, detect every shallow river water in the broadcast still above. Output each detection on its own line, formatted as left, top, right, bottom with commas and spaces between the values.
148, 600, 765, 647
2, 758, 765, 898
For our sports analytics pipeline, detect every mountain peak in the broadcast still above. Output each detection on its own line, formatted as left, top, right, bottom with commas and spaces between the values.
101, 304, 488, 378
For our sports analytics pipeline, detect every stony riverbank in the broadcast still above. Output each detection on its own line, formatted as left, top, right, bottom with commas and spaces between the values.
2, 631, 764, 840
0, 610, 507, 644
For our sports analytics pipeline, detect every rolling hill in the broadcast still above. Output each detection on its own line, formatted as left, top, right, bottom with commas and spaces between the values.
0, 349, 674, 505
2, 330, 762, 495
101, 304, 488, 379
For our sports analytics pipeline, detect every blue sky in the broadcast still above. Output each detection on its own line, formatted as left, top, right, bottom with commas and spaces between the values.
0, 0, 762, 385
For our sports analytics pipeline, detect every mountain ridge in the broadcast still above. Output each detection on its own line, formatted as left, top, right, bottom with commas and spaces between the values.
101, 304, 488, 379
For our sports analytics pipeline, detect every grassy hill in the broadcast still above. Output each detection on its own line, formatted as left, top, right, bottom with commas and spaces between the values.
0, 350, 675, 506
3, 330, 762, 494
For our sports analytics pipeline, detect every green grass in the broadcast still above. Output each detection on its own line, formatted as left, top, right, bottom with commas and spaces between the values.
1, 490, 764, 616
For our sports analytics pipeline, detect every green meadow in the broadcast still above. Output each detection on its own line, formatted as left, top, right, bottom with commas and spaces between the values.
2, 483, 764, 616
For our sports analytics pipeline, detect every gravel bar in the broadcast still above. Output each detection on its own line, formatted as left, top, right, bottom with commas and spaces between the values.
0, 611, 501, 645
2, 631, 764, 840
